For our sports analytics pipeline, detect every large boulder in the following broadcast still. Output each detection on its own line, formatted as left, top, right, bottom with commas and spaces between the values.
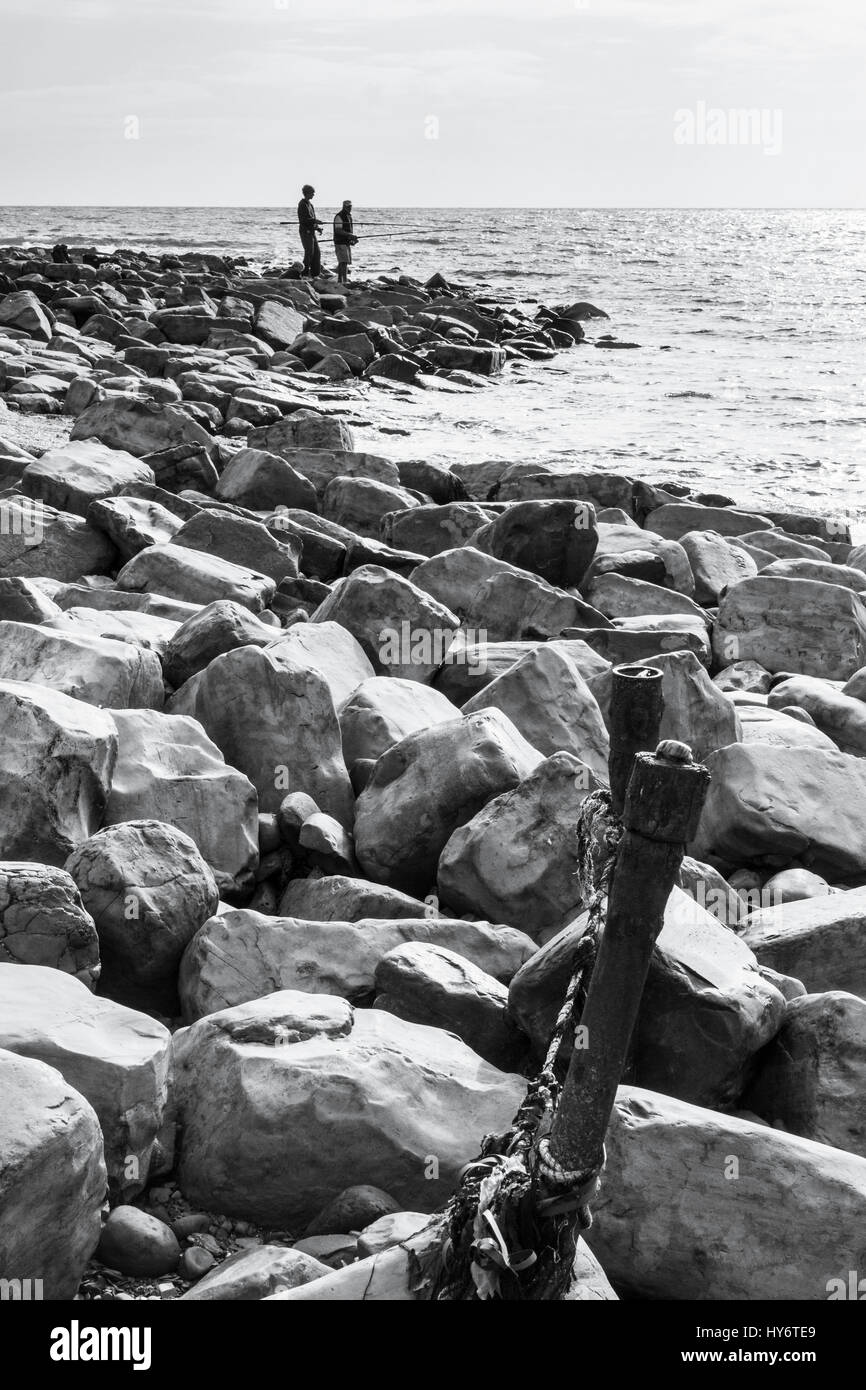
509, 887, 785, 1108
71, 396, 215, 459
256, 448, 399, 500
412, 547, 604, 642
277, 875, 430, 923
0, 964, 171, 1199
180, 1245, 330, 1301
248, 413, 355, 455
0, 682, 116, 865
583, 572, 706, 622
87, 493, 182, 560
588, 523, 695, 596
116, 542, 275, 613
66, 821, 218, 1014
743, 991, 866, 1157
172, 510, 301, 586
268, 1228, 614, 1302
266, 620, 375, 710
162, 600, 276, 689
354, 711, 542, 895
433, 636, 610, 705
644, 502, 773, 540
44, 606, 179, 659
693, 744, 866, 876
20, 440, 155, 518
678, 529, 758, 604
0, 289, 53, 341
254, 298, 306, 349
0, 497, 116, 581
323, 476, 420, 541
179, 910, 535, 1021
735, 701, 838, 751
438, 753, 599, 938
0, 862, 100, 987
104, 709, 258, 896
589, 649, 740, 761
566, 617, 710, 667
469, 500, 598, 589
167, 645, 353, 822
767, 674, 866, 755
0, 1049, 105, 1299
462, 643, 609, 778
587, 1085, 866, 1300
171, 990, 523, 1225
0, 576, 62, 624
741, 887, 866, 998
713, 576, 866, 679
312, 566, 460, 683
373, 941, 523, 1069
382, 502, 493, 558
0, 621, 164, 710
214, 448, 319, 512
338, 677, 460, 767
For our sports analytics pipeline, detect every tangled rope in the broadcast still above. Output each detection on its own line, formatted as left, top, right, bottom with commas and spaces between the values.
414, 788, 621, 1301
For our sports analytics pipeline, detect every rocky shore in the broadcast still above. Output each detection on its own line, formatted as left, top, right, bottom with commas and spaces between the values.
2, 243, 866, 1303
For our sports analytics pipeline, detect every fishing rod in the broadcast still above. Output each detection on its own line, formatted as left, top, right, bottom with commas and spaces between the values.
277, 221, 434, 230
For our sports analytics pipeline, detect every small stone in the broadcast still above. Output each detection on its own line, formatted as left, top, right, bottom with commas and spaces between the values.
96, 1207, 181, 1277
179, 1247, 215, 1281
189, 1231, 222, 1256
292, 1234, 357, 1268
171, 1213, 211, 1240
305, 1184, 401, 1237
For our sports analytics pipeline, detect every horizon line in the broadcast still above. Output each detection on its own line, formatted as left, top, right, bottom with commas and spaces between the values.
2, 203, 865, 212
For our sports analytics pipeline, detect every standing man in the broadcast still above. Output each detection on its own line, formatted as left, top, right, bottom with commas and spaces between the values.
333, 199, 358, 285
297, 184, 323, 278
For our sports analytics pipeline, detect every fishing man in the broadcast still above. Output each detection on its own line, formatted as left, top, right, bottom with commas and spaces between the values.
297, 184, 323, 278
333, 199, 358, 285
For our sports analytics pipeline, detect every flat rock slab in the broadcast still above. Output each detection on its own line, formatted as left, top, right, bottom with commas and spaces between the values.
0, 621, 164, 710
116, 542, 275, 613
20, 440, 155, 517
587, 1085, 866, 1300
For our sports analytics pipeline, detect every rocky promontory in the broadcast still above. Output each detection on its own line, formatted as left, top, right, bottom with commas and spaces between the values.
2, 243, 866, 1303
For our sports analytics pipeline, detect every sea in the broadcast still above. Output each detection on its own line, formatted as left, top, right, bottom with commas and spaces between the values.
2, 206, 864, 527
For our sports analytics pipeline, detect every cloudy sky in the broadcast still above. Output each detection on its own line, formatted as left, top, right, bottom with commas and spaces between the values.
1, 0, 863, 206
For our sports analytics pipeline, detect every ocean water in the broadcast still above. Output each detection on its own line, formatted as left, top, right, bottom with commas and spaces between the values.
2, 206, 865, 525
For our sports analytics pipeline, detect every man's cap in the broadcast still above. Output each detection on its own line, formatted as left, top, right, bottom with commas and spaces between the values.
302, 184, 315, 196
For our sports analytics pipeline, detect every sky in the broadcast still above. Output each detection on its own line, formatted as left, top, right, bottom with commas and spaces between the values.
0, 0, 864, 207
